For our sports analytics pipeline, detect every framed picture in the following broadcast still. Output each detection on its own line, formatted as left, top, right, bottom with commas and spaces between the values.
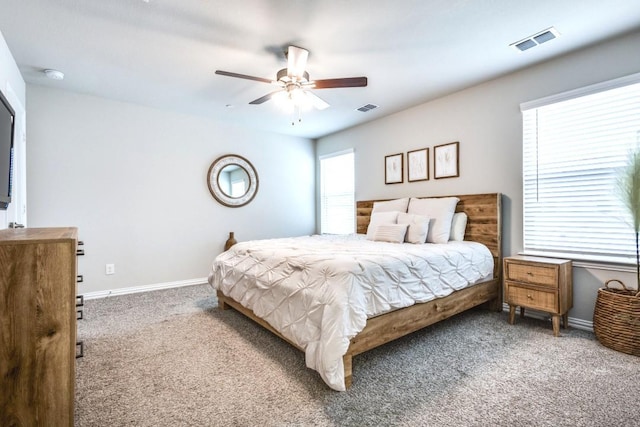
385, 153, 403, 184
434, 141, 460, 179
407, 148, 429, 182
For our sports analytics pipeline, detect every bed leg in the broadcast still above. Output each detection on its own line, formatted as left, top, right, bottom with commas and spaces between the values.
216, 290, 230, 310
487, 296, 503, 312
343, 353, 353, 389
486, 285, 503, 312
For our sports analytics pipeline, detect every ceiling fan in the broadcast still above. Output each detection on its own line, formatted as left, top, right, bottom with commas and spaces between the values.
215, 46, 367, 115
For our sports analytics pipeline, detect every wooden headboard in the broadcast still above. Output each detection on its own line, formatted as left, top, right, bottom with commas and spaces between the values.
356, 193, 502, 279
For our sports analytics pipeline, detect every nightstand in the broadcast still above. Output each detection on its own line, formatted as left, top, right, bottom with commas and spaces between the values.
503, 255, 573, 337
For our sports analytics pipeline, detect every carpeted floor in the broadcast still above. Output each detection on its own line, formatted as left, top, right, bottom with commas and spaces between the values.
75, 284, 640, 426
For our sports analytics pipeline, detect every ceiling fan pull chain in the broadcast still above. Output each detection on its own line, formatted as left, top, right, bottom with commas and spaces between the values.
291, 106, 303, 126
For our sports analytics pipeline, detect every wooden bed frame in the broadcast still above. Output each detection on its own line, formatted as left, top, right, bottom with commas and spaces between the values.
217, 192, 502, 389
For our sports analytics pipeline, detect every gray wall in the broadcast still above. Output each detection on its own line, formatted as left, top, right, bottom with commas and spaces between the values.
27, 85, 315, 294
317, 30, 640, 324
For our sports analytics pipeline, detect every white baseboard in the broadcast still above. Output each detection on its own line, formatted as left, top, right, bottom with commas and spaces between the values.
502, 303, 593, 332
83, 277, 209, 300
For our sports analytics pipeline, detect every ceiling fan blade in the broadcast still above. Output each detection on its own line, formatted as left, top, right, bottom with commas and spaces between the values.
287, 46, 309, 80
215, 70, 273, 84
313, 77, 368, 89
249, 90, 283, 105
305, 91, 330, 110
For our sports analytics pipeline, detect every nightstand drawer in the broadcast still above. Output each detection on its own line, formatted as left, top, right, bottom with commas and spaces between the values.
506, 262, 557, 287
507, 284, 557, 312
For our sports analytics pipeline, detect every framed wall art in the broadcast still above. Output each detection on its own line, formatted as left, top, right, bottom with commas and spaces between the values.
385, 153, 403, 184
434, 141, 459, 179
407, 148, 429, 182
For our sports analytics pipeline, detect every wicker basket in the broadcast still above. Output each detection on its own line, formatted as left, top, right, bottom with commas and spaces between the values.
593, 279, 640, 356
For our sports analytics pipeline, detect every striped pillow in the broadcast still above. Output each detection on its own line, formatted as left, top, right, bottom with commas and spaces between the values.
372, 224, 408, 243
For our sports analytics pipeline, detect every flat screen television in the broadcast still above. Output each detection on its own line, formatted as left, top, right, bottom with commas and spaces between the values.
0, 89, 15, 210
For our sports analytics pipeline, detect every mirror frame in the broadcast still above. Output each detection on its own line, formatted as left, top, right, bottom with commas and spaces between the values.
207, 154, 259, 208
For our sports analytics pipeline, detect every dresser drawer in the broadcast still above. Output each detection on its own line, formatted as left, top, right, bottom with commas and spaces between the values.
505, 262, 558, 287
506, 283, 557, 312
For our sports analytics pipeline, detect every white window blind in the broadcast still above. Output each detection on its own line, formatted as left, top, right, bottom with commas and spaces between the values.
522, 76, 640, 264
320, 149, 355, 234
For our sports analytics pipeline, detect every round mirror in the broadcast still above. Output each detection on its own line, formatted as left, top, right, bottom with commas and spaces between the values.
207, 154, 259, 207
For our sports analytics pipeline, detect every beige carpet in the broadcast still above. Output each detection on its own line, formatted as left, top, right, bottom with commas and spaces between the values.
75, 284, 640, 426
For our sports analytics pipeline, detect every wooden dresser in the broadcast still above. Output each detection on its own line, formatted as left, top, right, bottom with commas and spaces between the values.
503, 255, 573, 337
0, 227, 78, 426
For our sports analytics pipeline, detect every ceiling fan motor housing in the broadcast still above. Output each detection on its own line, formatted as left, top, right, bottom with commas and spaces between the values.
277, 68, 309, 83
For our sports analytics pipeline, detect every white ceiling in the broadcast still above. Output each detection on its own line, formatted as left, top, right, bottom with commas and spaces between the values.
1, 0, 639, 139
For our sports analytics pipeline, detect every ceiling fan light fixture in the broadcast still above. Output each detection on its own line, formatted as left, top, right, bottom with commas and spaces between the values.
291, 89, 313, 110
271, 90, 294, 113
273, 87, 314, 113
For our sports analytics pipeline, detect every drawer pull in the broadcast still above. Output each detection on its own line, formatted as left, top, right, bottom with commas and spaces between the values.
76, 249, 85, 256
77, 308, 84, 320
76, 295, 84, 307
527, 294, 533, 299
76, 341, 84, 359
527, 271, 533, 276
77, 274, 84, 283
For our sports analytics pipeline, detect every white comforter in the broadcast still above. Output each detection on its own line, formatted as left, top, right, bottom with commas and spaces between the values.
208, 234, 493, 391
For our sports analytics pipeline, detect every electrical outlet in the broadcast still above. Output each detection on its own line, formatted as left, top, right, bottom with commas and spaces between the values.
105, 264, 115, 275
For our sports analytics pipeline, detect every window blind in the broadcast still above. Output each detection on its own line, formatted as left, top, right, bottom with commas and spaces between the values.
522, 78, 640, 264
320, 149, 355, 234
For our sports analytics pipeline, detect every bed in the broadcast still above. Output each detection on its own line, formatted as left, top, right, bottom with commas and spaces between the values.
209, 193, 502, 390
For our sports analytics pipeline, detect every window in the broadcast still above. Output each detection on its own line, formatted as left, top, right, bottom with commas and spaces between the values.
230, 179, 245, 197
521, 73, 640, 264
320, 149, 355, 234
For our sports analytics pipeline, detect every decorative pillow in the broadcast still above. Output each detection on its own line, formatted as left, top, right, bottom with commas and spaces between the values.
407, 197, 459, 244
371, 198, 409, 214
397, 213, 430, 244
450, 212, 468, 241
372, 224, 408, 243
366, 211, 399, 240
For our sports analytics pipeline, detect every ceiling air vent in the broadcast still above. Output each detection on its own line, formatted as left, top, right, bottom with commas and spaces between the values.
357, 103, 378, 113
514, 39, 537, 52
511, 27, 560, 52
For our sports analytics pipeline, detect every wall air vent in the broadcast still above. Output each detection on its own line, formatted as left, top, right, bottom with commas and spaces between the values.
357, 103, 378, 113
510, 27, 560, 52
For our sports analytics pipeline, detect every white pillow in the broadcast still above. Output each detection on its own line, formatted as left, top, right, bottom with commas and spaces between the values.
371, 198, 409, 214
372, 224, 408, 243
450, 212, 468, 241
366, 211, 399, 240
407, 197, 459, 244
397, 213, 430, 244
